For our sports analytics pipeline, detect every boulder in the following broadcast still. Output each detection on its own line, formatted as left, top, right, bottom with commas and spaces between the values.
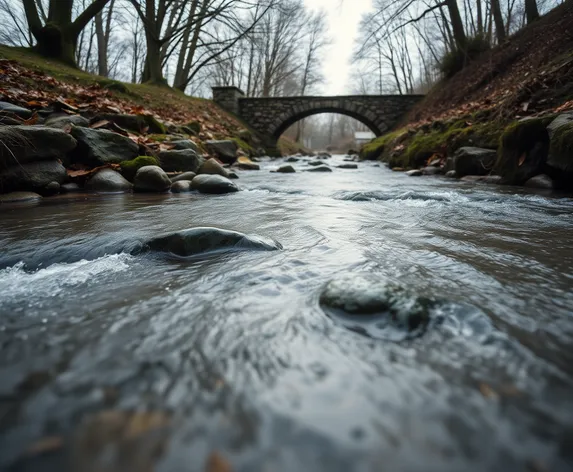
405, 169, 423, 176
91, 113, 165, 134
308, 160, 323, 166
0, 101, 32, 119
524, 174, 554, 189
453, 147, 497, 177
168, 140, 200, 153
43, 181, 61, 196
133, 166, 172, 193
494, 119, 549, 184
276, 165, 296, 173
547, 113, 573, 138
198, 158, 230, 178
0, 160, 66, 193
546, 117, 573, 188
45, 114, 89, 129
171, 180, 193, 193
0, 191, 42, 203
171, 172, 196, 183
306, 165, 332, 172
61, 182, 82, 193
120, 156, 160, 181
235, 156, 260, 170
191, 174, 239, 194
0, 125, 77, 168
445, 170, 457, 178
319, 273, 431, 340
205, 140, 238, 164
86, 169, 133, 192
422, 166, 442, 175
337, 164, 358, 169
158, 149, 204, 173
71, 127, 139, 166
145, 227, 281, 257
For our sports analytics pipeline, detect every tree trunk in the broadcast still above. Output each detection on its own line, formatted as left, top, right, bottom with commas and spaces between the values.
524, 0, 540, 23
491, 0, 506, 43
95, 11, 108, 76
445, 0, 467, 50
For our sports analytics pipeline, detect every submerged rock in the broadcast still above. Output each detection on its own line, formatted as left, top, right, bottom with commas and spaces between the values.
308, 160, 323, 166
306, 165, 332, 173
86, 169, 133, 192
422, 166, 442, 175
405, 169, 423, 176
276, 165, 296, 173
0, 191, 42, 203
525, 174, 554, 189
133, 165, 172, 192
337, 163, 358, 169
145, 227, 281, 257
191, 174, 239, 194
445, 170, 457, 178
319, 274, 432, 340
170, 180, 193, 193
286, 157, 299, 163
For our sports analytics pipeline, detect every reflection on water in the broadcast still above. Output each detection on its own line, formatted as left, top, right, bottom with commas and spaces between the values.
1, 156, 573, 471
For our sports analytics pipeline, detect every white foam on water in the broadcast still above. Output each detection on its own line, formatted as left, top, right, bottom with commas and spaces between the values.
0, 253, 133, 302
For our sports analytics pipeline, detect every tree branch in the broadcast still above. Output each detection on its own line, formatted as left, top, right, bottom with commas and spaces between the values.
72, 0, 111, 37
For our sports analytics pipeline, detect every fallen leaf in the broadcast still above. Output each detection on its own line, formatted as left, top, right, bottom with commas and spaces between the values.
206, 452, 232, 472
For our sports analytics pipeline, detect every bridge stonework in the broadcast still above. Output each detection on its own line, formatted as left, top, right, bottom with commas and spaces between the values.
212, 87, 423, 151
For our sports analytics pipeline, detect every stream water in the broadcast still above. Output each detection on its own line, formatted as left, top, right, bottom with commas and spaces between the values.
1, 155, 573, 471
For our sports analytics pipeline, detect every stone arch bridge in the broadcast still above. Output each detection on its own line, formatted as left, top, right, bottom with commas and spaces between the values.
212, 86, 423, 152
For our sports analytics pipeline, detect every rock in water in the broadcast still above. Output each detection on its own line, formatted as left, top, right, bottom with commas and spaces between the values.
337, 163, 358, 169
319, 274, 432, 340
133, 166, 172, 192
198, 158, 231, 178
86, 169, 133, 192
70, 127, 139, 166
525, 174, 554, 189
306, 165, 332, 173
170, 172, 196, 183
276, 165, 296, 173
145, 227, 282, 257
191, 174, 239, 194
170, 180, 193, 193
405, 169, 423, 176
453, 147, 497, 177
158, 149, 204, 173
0, 191, 42, 203
0, 160, 66, 193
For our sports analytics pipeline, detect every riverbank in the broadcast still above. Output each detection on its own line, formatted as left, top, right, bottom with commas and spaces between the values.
359, 1, 573, 192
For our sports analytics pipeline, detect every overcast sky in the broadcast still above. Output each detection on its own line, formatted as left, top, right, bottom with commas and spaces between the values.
304, 0, 373, 95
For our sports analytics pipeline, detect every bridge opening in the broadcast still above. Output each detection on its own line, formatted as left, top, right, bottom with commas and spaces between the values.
279, 113, 381, 153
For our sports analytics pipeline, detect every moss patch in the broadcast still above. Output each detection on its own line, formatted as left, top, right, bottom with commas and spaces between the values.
549, 121, 573, 172
120, 156, 160, 181
230, 137, 254, 156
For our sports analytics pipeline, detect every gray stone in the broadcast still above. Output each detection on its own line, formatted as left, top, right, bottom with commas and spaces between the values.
61, 183, 82, 193
235, 160, 260, 170
0, 125, 77, 168
445, 170, 457, 178
525, 174, 554, 189
422, 166, 442, 175
170, 180, 193, 193
158, 149, 204, 173
286, 157, 299, 162
171, 172, 196, 183
92, 113, 165, 134
205, 140, 238, 164
133, 166, 171, 192
405, 169, 423, 176
86, 169, 133, 192
168, 140, 200, 153
70, 127, 139, 166
0, 101, 32, 119
276, 165, 296, 173
191, 174, 239, 194
227, 171, 239, 179
337, 164, 358, 169
45, 114, 90, 129
145, 227, 281, 257
42, 181, 61, 196
308, 160, 323, 166
198, 158, 230, 178
319, 273, 431, 339
547, 113, 573, 138
453, 147, 497, 177
306, 165, 332, 172
0, 160, 67, 193
0, 191, 42, 203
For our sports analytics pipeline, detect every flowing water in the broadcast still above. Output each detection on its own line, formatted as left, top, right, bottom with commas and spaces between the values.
1, 156, 573, 471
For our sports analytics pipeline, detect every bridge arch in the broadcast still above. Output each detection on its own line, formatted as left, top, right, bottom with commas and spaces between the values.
211, 87, 424, 153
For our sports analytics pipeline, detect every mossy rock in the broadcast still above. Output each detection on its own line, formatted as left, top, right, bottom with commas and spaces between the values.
120, 156, 160, 181
238, 129, 253, 145
186, 121, 201, 135
230, 137, 254, 156
143, 115, 166, 134
546, 120, 573, 188
494, 119, 549, 184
